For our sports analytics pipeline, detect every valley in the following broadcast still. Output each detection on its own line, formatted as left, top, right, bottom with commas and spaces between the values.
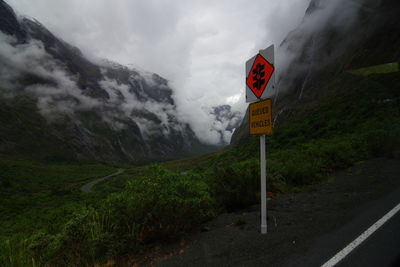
1, 69, 399, 266
0, 0, 399, 266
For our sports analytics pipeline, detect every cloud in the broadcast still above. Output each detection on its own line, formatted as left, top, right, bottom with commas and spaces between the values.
0, 32, 102, 119
0, 31, 184, 141
98, 75, 181, 137
6, 0, 325, 144
271, 0, 369, 100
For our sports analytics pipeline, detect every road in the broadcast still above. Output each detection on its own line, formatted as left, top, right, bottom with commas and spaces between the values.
152, 158, 400, 267
283, 185, 400, 267
80, 168, 124, 193
338, 204, 400, 267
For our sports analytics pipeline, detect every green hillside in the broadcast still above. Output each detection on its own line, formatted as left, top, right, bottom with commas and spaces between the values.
161, 70, 400, 208
1, 69, 399, 266
0, 93, 75, 161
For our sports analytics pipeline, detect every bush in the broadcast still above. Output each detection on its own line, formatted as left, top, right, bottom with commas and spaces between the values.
104, 165, 216, 244
268, 149, 323, 186
26, 208, 105, 266
206, 159, 260, 211
268, 136, 365, 186
0, 237, 33, 267
27, 165, 217, 265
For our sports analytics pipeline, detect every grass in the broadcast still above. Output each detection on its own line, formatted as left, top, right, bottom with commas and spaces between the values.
1, 164, 216, 266
348, 62, 399, 76
0, 94, 78, 161
0, 157, 117, 266
1, 71, 399, 265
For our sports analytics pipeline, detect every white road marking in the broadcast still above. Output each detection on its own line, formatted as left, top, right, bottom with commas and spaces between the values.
321, 202, 400, 267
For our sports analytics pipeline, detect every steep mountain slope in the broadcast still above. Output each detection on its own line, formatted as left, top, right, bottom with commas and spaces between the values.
277, 0, 400, 102
0, 0, 236, 162
231, 0, 400, 144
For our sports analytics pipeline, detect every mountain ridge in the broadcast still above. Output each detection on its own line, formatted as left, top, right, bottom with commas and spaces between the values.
0, 0, 241, 162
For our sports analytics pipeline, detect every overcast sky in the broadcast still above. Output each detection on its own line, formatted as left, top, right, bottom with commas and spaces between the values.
6, 0, 310, 142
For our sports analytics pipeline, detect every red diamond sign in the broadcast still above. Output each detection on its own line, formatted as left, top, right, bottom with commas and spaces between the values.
246, 54, 274, 99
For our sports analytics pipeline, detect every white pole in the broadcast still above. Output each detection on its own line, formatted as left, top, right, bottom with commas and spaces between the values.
260, 134, 267, 234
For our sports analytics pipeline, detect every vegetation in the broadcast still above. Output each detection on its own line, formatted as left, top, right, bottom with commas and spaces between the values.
348, 62, 399, 76
0, 157, 116, 266
1, 71, 399, 265
0, 94, 77, 161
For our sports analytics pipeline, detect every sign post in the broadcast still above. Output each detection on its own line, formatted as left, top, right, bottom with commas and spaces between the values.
260, 134, 267, 234
249, 98, 272, 234
245, 45, 275, 234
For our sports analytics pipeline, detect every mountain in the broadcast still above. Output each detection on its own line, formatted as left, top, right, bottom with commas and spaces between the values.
0, 0, 235, 162
210, 105, 242, 145
231, 0, 400, 144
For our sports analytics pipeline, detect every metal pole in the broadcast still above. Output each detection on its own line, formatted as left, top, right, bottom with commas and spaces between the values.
260, 134, 267, 234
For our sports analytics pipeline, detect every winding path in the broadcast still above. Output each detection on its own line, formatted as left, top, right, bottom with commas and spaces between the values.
80, 168, 124, 193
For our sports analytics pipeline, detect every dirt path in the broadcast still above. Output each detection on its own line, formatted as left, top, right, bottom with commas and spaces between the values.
139, 158, 400, 266
80, 168, 124, 193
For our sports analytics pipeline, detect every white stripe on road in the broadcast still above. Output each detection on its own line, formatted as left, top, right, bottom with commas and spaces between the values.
321, 202, 400, 267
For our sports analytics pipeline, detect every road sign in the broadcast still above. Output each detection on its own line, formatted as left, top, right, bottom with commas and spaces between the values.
246, 45, 275, 103
245, 45, 275, 235
249, 98, 272, 135
246, 55, 274, 98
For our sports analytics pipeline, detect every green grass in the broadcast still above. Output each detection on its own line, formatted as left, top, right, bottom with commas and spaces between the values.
1, 165, 216, 266
0, 94, 78, 161
348, 62, 399, 76
0, 157, 117, 266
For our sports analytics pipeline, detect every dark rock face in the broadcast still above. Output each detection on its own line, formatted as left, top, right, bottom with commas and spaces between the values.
0, 0, 26, 42
20, 18, 107, 99
101, 62, 174, 105
278, 0, 400, 103
229, 107, 249, 146
0, 1, 216, 162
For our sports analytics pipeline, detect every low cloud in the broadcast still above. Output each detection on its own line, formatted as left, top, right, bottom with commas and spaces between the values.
6, 0, 364, 144
0, 32, 101, 120
0, 31, 186, 141
270, 0, 369, 100
98, 75, 182, 137
6, 0, 313, 144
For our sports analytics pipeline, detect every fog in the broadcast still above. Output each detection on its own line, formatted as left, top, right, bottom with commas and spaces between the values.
0, 31, 186, 140
6, 0, 310, 144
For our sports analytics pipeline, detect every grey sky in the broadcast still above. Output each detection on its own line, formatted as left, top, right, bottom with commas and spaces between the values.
6, 0, 310, 143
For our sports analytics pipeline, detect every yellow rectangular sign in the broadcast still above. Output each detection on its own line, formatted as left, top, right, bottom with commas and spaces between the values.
249, 98, 272, 135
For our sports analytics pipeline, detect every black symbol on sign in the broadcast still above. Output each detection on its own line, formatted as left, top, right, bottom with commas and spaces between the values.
252, 63, 265, 90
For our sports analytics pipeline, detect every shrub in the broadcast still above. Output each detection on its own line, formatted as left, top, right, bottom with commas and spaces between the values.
27, 165, 217, 265
0, 237, 33, 267
268, 149, 324, 186
206, 159, 260, 211
104, 165, 216, 244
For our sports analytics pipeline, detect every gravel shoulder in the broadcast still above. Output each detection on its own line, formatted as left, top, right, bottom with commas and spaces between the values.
138, 158, 400, 266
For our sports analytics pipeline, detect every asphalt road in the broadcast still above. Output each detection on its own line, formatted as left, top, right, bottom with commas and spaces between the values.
284, 185, 400, 267
338, 206, 400, 267
80, 168, 124, 193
